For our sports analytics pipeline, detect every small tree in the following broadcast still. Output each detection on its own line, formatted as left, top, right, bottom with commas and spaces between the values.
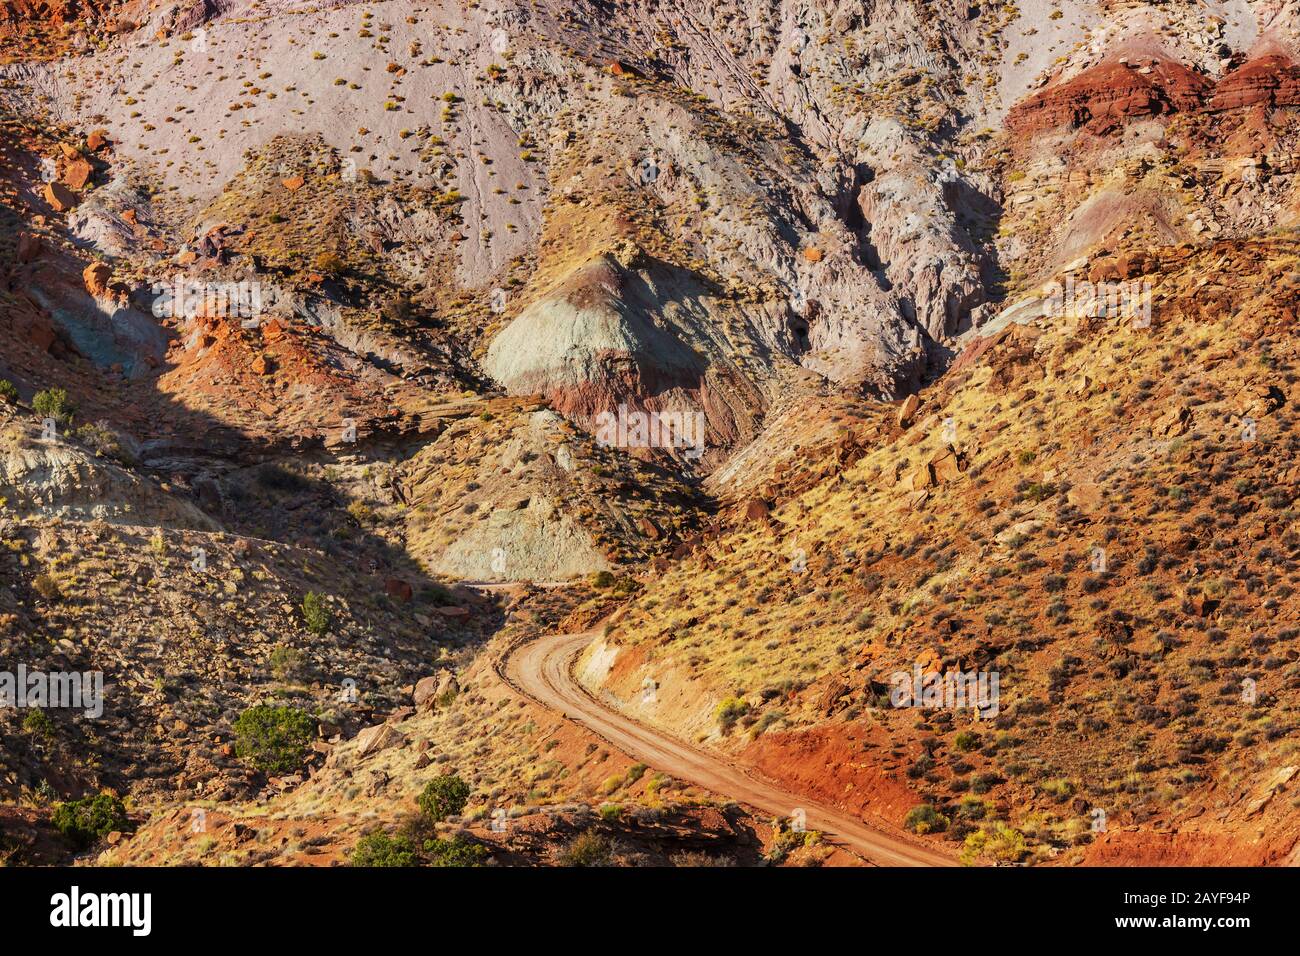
233, 704, 315, 774
52, 793, 130, 848
425, 836, 488, 867
417, 774, 470, 822
0, 380, 18, 403
32, 387, 74, 424
22, 708, 53, 739
350, 831, 417, 867
301, 591, 330, 635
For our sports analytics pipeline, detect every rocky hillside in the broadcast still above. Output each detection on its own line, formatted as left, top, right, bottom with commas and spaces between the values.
0, 0, 1298, 867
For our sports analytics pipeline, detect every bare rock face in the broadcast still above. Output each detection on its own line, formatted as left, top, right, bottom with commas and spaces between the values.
483, 252, 764, 457
432, 495, 611, 582
0, 418, 215, 527
854, 155, 987, 345
484, 255, 711, 420
400, 409, 695, 582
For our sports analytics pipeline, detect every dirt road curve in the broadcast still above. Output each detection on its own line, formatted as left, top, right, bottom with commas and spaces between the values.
503, 625, 955, 867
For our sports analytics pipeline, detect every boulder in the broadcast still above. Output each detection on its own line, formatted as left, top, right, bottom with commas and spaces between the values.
43, 181, 79, 212
385, 577, 413, 602
928, 447, 967, 483
62, 157, 93, 190
82, 261, 112, 298
900, 465, 935, 491
413, 675, 439, 708
994, 519, 1042, 546
897, 393, 920, 427
354, 722, 405, 757
1152, 405, 1192, 437
817, 680, 850, 715
606, 60, 642, 78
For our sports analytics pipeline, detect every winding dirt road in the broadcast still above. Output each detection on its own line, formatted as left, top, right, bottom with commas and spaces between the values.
502, 624, 955, 867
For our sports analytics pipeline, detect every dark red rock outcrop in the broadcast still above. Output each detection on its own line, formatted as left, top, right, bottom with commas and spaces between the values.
1206, 55, 1300, 112
1008, 58, 1210, 137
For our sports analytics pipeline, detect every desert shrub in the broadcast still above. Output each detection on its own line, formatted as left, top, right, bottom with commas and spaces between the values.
268, 645, 303, 680
301, 591, 331, 635
73, 422, 132, 463
32, 573, 61, 600
612, 576, 640, 597
22, 708, 53, 739
1041, 779, 1075, 801
417, 774, 470, 822
1019, 482, 1057, 503
953, 731, 980, 752
715, 697, 749, 730
346, 500, 376, 525
350, 831, 417, 867
903, 804, 949, 834
557, 831, 612, 867
590, 570, 615, 588
312, 251, 346, 274
52, 794, 130, 848
255, 463, 308, 492
380, 295, 416, 324
765, 826, 811, 864
32, 387, 74, 423
233, 704, 314, 773
671, 850, 734, 867
960, 822, 1029, 865
0, 380, 17, 403
425, 836, 489, 867
420, 582, 458, 606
